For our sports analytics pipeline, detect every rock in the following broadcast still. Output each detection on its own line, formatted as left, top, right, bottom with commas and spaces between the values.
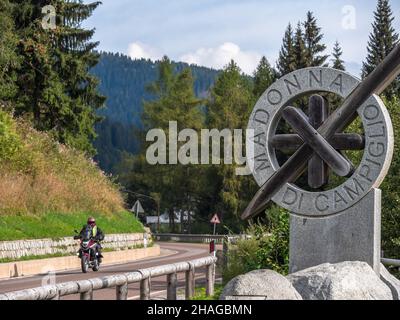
380, 264, 400, 300
220, 269, 302, 300
287, 261, 393, 300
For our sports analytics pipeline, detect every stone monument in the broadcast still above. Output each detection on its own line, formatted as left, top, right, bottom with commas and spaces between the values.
241, 44, 400, 275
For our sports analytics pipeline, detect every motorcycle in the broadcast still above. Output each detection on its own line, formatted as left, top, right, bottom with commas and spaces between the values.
74, 227, 101, 273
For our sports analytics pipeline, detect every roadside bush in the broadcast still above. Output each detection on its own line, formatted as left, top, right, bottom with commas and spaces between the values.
0, 110, 21, 161
222, 205, 289, 282
381, 97, 400, 259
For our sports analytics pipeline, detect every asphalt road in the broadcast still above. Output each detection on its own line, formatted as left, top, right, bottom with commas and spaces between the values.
0, 242, 219, 300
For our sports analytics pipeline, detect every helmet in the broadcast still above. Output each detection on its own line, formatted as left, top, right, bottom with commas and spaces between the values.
87, 216, 96, 226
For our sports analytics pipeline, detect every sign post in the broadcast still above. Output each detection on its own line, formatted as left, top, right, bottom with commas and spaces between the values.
131, 200, 144, 218
210, 214, 220, 236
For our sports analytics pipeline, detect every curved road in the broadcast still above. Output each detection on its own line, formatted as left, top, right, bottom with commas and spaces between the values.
0, 242, 218, 300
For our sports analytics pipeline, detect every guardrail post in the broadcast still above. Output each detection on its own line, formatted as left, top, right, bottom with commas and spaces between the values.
78, 280, 93, 300
206, 263, 215, 297
116, 283, 128, 300
167, 272, 177, 300
51, 291, 60, 300
140, 277, 151, 300
80, 289, 93, 300
185, 263, 195, 300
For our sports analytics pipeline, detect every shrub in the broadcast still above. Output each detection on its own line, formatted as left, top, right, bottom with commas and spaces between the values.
381, 97, 400, 258
0, 110, 21, 161
223, 205, 289, 282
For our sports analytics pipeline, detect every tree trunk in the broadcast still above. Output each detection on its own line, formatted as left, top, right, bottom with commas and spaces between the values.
188, 207, 192, 234
168, 208, 175, 232
180, 210, 184, 233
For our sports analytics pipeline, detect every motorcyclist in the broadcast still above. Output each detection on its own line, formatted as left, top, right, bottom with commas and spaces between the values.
77, 216, 105, 263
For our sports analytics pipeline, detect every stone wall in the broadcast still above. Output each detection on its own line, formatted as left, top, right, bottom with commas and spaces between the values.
0, 233, 151, 260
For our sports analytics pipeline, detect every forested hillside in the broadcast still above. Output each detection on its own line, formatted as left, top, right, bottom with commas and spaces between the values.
91, 53, 219, 172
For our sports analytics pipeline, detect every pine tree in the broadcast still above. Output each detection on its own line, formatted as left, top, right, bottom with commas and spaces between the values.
56, 1, 106, 152
327, 41, 346, 111
207, 60, 254, 129
293, 22, 308, 70
362, 0, 399, 98
278, 13, 329, 75
277, 24, 296, 77
206, 61, 257, 223
143, 56, 175, 129
331, 41, 346, 71
253, 56, 277, 98
303, 11, 329, 67
0, 0, 19, 103
145, 56, 174, 101
10, 0, 105, 154
140, 57, 205, 231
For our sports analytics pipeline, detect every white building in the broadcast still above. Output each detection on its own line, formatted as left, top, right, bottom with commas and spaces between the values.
145, 210, 194, 225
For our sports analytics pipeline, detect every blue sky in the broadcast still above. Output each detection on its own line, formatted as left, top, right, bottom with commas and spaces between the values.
83, 0, 400, 76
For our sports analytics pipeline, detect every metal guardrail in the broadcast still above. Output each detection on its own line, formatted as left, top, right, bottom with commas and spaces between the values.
0, 256, 217, 301
154, 233, 228, 244
0, 253, 396, 300
154, 233, 249, 244
154, 234, 250, 270
382, 258, 400, 267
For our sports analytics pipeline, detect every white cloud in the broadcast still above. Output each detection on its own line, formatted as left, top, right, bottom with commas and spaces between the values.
127, 42, 162, 61
179, 42, 262, 75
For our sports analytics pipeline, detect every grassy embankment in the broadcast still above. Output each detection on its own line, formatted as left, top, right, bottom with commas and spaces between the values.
0, 109, 143, 241
0, 211, 143, 241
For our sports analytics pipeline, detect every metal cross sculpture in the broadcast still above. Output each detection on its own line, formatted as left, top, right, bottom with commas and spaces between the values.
271, 95, 365, 189
242, 43, 400, 220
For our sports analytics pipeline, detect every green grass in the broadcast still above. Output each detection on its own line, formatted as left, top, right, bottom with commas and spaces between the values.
0, 211, 144, 241
190, 284, 223, 300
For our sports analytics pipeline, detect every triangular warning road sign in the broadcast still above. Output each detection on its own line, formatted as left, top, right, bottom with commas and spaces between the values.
131, 200, 145, 217
210, 214, 221, 224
